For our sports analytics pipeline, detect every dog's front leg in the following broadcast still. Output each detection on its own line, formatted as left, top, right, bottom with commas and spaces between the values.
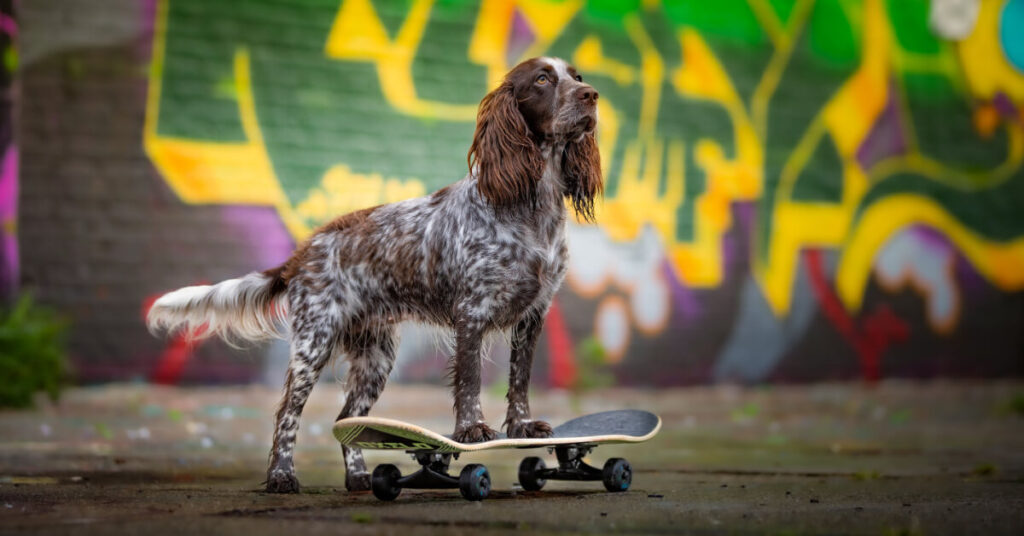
504, 313, 553, 438
451, 318, 498, 443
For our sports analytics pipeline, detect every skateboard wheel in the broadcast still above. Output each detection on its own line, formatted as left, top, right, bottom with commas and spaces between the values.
458, 464, 491, 501
371, 464, 402, 501
602, 458, 632, 492
518, 456, 546, 491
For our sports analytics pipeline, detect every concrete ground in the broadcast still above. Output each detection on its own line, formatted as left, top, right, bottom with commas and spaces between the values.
1, 381, 1023, 535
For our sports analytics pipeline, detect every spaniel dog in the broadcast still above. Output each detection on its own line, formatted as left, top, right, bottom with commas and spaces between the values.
147, 57, 602, 493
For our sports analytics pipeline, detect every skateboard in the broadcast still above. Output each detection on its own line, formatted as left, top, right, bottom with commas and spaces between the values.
332, 409, 661, 501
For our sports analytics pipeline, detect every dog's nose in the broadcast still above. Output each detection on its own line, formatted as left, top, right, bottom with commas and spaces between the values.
576, 85, 598, 104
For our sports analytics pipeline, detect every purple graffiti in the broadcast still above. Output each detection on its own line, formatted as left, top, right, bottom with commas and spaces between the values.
661, 258, 701, 321
0, 13, 15, 37
505, 8, 535, 66
0, 145, 17, 297
856, 79, 909, 169
219, 205, 295, 269
993, 92, 1018, 119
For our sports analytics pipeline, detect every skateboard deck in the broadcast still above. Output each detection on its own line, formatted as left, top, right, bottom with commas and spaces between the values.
333, 409, 661, 452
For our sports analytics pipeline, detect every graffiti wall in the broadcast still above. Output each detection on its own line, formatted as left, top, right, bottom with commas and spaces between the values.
16, 0, 1024, 384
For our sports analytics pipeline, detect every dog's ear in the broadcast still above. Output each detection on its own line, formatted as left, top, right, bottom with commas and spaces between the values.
562, 132, 603, 222
467, 82, 544, 207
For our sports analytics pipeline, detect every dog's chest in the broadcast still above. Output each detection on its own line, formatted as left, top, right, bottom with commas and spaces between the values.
528, 219, 568, 297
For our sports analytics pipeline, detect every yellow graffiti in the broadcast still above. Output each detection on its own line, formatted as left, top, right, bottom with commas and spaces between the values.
838, 194, 1024, 312
295, 165, 425, 225
144, 0, 310, 239
573, 36, 636, 86
323, 0, 585, 119
750, 0, 816, 141
958, 0, 1024, 101
578, 0, 1024, 322
755, 0, 890, 314
668, 28, 763, 287
324, 0, 477, 120
758, 0, 1024, 317
837, 0, 1024, 313
583, 18, 766, 290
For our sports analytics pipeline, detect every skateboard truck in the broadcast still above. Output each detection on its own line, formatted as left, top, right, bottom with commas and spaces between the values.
518, 443, 632, 493
371, 451, 491, 501
369, 444, 631, 501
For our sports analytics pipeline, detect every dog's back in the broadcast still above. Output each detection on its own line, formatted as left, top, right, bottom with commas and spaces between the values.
146, 172, 565, 342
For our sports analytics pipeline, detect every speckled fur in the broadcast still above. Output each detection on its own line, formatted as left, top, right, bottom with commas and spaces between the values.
147, 57, 602, 494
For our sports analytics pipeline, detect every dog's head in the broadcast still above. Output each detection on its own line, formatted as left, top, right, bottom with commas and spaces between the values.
467, 57, 603, 221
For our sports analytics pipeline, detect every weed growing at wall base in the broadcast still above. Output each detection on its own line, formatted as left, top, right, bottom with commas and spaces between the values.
0, 293, 68, 408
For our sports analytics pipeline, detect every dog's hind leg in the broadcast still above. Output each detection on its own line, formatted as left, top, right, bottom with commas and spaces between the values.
265, 307, 338, 493
335, 325, 397, 491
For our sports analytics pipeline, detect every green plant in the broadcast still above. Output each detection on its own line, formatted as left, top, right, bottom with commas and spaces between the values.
972, 463, 997, 476
571, 336, 615, 392
998, 393, 1024, 417
0, 293, 69, 408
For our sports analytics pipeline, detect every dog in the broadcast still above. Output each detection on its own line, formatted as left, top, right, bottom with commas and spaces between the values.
147, 56, 602, 493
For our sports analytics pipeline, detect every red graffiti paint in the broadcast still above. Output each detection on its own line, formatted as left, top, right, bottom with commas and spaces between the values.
142, 291, 207, 385
545, 298, 577, 388
805, 249, 909, 382
150, 331, 192, 385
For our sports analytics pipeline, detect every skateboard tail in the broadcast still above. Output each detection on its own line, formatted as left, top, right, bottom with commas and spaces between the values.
333, 418, 457, 451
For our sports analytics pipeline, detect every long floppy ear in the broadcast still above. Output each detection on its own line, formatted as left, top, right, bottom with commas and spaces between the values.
467, 82, 544, 207
562, 132, 603, 222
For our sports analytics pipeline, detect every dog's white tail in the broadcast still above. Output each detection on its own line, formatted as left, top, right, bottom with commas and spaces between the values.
146, 271, 287, 345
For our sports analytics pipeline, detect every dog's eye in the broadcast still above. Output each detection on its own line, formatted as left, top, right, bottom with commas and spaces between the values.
574, 74, 583, 82
536, 74, 548, 85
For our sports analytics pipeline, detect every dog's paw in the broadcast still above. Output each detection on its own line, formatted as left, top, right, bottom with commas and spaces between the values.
453, 422, 498, 443
506, 419, 553, 439
345, 471, 371, 492
265, 470, 301, 494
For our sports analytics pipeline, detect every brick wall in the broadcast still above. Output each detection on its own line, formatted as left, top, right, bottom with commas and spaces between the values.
18, 0, 292, 382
